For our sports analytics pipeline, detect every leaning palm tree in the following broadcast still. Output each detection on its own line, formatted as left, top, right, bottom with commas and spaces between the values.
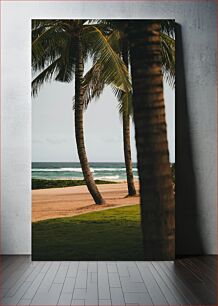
128, 20, 175, 260
80, 25, 136, 196
120, 33, 137, 196
32, 19, 130, 205
81, 20, 175, 198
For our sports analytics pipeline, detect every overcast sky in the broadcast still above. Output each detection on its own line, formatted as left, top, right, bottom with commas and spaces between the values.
32, 73, 175, 163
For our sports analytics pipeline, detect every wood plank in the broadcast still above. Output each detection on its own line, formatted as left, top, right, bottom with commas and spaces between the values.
1, 256, 28, 277
3, 261, 43, 297
99, 299, 112, 305
78, 262, 88, 271
73, 288, 86, 300
22, 263, 52, 300
98, 262, 111, 300
180, 257, 217, 290
200, 256, 217, 275
25, 262, 46, 282
0, 256, 15, 272
90, 272, 97, 283
40, 262, 52, 274
22, 272, 46, 300
58, 292, 72, 305
67, 262, 79, 278
116, 262, 130, 277
88, 262, 97, 273
75, 270, 87, 289
17, 298, 32, 305
127, 265, 143, 282
208, 255, 217, 264
173, 260, 217, 304
85, 282, 98, 305
36, 261, 61, 293
124, 292, 153, 305
54, 262, 70, 284
62, 277, 76, 293
2, 281, 32, 305
120, 278, 147, 293
152, 262, 190, 304
1, 287, 10, 297
110, 287, 125, 305
146, 262, 179, 305
136, 264, 168, 305
160, 262, 212, 305
107, 263, 118, 273
31, 283, 63, 305
71, 299, 85, 305
1, 258, 33, 289
108, 272, 121, 288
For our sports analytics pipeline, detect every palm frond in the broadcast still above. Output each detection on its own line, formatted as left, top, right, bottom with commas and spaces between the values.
79, 26, 132, 115
32, 57, 61, 96
55, 36, 77, 83
32, 19, 59, 39
32, 21, 61, 51
113, 88, 133, 119
106, 29, 122, 54
78, 27, 130, 113
73, 62, 105, 110
32, 19, 58, 29
82, 25, 131, 93
32, 22, 69, 72
161, 20, 175, 38
161, 32, 175, 87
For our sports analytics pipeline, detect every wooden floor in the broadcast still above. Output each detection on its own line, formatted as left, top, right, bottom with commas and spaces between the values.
0, 256, 217, 305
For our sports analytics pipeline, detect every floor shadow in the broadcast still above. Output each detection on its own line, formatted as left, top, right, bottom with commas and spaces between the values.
175, 24, 205, 256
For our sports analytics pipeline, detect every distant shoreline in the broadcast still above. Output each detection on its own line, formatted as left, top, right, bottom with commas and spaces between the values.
32, 178, 125, 190
32, 162, 139, 182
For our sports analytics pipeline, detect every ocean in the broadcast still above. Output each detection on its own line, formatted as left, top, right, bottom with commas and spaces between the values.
32, 162, 138, 181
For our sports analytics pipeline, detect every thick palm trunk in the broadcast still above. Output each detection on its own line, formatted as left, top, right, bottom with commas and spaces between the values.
122, 39, 137, 196
74, 38, 105, 205
128, 21, 175, 260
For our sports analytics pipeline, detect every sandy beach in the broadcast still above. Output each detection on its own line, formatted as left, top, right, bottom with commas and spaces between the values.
32, 182, 140, 222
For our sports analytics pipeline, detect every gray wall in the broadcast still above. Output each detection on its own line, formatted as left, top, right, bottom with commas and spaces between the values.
1, 1, 217, 255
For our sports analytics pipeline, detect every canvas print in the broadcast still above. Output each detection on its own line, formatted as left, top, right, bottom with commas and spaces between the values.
32, 19, 175, 260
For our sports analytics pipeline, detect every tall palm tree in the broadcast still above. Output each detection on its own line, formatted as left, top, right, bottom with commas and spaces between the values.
32, 19, 130, 205
80, 24, 136, 197
128, 20, 175, 260
121, 35, 137, 196
82, 20, 175, 198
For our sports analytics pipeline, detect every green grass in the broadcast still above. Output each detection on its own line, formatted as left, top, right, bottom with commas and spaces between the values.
32, 178, 117, 190
32, 205, 144, 260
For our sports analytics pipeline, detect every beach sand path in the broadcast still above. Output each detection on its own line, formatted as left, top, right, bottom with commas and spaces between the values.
32, 182, 139, 222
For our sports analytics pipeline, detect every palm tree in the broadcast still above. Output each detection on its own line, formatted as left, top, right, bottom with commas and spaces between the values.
32, 19, 130, 205
80, 23, 136, 197
82, 20, 175, 198
121, 21, 175, 198
128, 20, 175, 260
121, 34, 137, 196
77, 27, 136, 197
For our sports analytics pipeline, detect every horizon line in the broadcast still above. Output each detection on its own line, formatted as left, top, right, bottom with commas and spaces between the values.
32, 161, 175, 163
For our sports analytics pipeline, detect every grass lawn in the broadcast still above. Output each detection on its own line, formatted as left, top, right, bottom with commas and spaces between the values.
32, 178, 117, 189
32, 205, 144, 260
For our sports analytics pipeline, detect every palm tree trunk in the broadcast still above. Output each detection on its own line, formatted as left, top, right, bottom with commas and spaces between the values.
74, 37, 105, 205
122, 38, 137, 196
128, 21, 175, 260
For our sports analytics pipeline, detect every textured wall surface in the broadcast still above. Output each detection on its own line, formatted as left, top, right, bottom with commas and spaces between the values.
1, 1, 217, 254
